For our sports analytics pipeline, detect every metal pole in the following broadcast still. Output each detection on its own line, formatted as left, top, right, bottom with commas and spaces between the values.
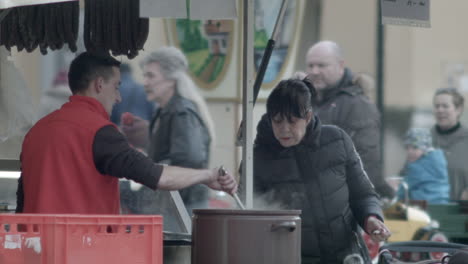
238, 0, 289, 208
376, 1, 386, 167
169, 191, 192, 233
271, 0, 289, 46
236, 0, 289, 141
236, 0, 290, 146
240, 0, 255, 209
252, 0, 289, 106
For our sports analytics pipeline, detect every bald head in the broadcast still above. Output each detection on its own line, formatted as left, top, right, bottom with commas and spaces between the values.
305, 41, 345, 91
307, 41, 343, 61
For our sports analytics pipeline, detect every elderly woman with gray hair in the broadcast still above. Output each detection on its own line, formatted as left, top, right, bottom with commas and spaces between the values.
122, 46, 215, 215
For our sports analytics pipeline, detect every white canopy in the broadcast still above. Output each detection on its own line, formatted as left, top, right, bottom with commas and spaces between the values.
0, 0, 76, 10
1, 0, 237, 20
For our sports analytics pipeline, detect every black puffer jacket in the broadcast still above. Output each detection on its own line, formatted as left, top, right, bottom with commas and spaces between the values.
254, 115, 383, 263
314, 68, 394, 199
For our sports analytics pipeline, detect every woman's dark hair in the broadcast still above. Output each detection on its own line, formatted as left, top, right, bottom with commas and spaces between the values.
434, 87, 465, 110
68, 52, 121, 94
266, 78, 314, 121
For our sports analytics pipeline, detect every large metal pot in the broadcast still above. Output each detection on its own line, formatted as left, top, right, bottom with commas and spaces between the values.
192, 209, 301, 264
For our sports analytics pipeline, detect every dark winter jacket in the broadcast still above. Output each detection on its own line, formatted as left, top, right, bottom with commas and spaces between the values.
148, 94, 211, 206
313, 68, 394, 198
254, 115, 383, 263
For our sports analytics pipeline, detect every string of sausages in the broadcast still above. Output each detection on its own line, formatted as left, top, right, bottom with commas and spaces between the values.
0, 0, 149, 59
0, 1, 79, 55
84, 0, 149, 59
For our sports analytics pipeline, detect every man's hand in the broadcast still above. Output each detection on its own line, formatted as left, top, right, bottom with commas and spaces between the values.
365, 215, 391, 242
205, 167, 238, 195
120, 113, 150, 149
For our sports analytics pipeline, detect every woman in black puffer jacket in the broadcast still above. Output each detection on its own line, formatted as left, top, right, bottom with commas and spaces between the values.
253, 79, 391, 264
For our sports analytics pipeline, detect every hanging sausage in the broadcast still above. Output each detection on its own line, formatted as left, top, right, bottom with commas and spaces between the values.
83, 0, 149, 59
0, 1, 79, 55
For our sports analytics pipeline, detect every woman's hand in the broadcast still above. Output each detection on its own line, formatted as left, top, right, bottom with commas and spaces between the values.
365, 215, 391, 242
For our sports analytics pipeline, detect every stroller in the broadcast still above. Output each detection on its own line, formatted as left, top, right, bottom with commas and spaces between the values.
378, 241, 468, 264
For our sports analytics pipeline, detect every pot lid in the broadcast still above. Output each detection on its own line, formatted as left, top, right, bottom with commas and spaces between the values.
192, 209, 301, 216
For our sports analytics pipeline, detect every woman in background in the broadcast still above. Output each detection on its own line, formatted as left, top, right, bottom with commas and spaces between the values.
122, 47, 215, 217
431, 88, 468, 201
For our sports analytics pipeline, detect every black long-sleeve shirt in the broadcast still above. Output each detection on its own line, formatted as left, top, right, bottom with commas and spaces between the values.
16, 125, 163, 213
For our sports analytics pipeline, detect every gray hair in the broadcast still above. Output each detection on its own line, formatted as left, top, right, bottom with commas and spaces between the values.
141, 46, 216, 149
140, 47, 188, 79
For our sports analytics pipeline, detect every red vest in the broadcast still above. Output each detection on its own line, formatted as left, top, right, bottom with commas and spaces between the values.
21, 95, 120, 214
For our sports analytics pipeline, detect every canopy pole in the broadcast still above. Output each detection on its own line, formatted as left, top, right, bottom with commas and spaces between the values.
240, 0, 255, 208
252, 0, 289, 105
239, 0, 289, 208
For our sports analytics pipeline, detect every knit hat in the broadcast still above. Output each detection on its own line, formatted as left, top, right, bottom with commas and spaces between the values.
404, 128, 433, 152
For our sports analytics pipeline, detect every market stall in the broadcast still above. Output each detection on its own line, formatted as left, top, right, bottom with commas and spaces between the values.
0, 1, 301, 263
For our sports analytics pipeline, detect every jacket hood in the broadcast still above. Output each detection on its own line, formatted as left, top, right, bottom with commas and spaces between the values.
352, 72, 375, 98
255, 114, 322, 150
318, 68, 373, 104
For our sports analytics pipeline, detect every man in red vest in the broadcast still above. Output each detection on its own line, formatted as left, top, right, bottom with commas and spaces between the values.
16, 52, 237, 214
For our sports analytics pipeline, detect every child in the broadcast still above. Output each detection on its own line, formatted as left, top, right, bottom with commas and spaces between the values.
397, 128, 450, 204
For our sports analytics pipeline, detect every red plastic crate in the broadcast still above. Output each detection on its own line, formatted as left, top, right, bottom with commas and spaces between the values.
0, 214, 163, 264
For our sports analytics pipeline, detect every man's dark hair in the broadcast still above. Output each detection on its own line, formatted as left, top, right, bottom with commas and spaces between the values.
68, 52, 121, 94
266, 78, 314, 121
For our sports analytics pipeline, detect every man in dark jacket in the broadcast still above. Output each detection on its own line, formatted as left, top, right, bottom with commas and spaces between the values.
295, 40, 394, 199
254, 79, 390, 264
